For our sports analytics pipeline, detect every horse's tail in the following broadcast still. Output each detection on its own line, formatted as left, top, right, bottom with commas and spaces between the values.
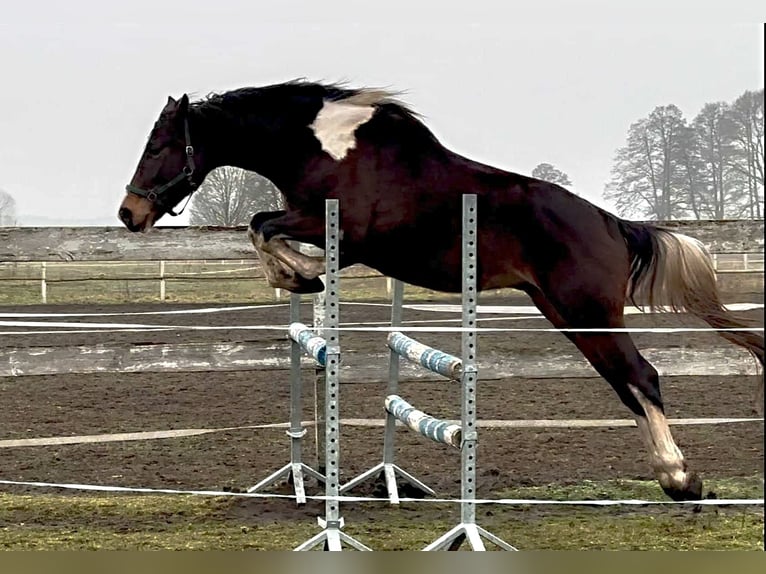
619, 222, 764, 394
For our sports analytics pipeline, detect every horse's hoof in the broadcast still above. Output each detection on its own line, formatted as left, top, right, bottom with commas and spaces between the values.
661, 471, 703, 501
286, 275, 325, 294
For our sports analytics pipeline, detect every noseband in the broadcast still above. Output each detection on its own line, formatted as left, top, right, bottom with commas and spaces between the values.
125, 118, 198, 216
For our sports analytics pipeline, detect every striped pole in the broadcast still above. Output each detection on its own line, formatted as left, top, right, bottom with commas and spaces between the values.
387, 331, 462, 380
385, 395, 462, 449
288, 322, 327, 366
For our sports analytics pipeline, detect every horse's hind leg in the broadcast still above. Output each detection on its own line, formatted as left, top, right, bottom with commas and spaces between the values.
525, 287, 703, 501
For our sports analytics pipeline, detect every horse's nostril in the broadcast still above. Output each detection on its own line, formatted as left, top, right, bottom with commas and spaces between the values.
118, 207, 132, 224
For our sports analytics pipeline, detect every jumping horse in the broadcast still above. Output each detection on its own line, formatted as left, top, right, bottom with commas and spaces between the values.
119, 80, 764, 501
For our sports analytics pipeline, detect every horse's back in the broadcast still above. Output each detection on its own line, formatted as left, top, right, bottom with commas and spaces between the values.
331, 145, 629, 294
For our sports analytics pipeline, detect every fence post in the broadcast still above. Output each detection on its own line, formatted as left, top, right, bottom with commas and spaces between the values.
159, 260, 166, 301
41, 262, 47, 304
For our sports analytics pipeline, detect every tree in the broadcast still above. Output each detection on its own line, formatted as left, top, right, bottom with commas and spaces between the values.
531, 163, 573, 187
675, 122, 705, 219
189, 167, 284, 226
606, 90, 764, 221
604, 105, 691, 220
689, 102, 746, 219
0, 188, 17, 226
725, 89, 764, 218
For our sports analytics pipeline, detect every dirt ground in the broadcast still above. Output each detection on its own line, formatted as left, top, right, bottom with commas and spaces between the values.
0, 292, 763, 521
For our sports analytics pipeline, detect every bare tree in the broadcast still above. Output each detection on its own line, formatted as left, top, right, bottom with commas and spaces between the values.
604, 105, 690, 220
606, 91, 764, 221
531, 162, 573, 187
0, 188, 17, 226
189, 167, 284, 226
725, 89, 764, 218
690, 102, 742, 219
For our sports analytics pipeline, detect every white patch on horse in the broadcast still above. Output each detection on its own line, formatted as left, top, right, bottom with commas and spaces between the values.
310, 100, 375, 161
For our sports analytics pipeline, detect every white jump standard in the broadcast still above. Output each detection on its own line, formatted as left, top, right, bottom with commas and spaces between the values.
339, 278, 436, 503
292, 199, 371, 552
246, 296, 326, 505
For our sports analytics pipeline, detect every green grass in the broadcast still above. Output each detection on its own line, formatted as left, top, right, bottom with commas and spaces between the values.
497, 475, 764, 501
0, 261, 432, 305
0, 477, 761, 550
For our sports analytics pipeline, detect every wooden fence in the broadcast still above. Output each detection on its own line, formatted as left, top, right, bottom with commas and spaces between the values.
1, 220, 764, 262
1, 221, 763, 380
1, 221, 764, 302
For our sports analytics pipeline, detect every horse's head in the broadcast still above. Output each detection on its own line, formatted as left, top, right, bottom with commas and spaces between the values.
119, 95, 200, 231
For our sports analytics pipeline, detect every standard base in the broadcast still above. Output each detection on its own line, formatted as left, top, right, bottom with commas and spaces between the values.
340, 462, 435, 504
295, 519, 372, 551
247, 462, 326, 505
424, 523, 517, 551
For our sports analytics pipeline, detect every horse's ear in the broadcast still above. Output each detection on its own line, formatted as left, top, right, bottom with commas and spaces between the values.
178, 94, 189, 116
163, 96, 177, 113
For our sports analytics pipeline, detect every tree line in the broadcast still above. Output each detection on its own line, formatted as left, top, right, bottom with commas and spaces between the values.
604, 89, 763, 220
0, 89, 760, 227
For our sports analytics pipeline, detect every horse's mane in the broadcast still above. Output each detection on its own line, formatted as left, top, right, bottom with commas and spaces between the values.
187, 80, 443, 157
191, 79, 419, 122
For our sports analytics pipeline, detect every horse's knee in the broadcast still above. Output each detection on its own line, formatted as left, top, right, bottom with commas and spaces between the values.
247, 226, 263, 250
249, 210, 285, 233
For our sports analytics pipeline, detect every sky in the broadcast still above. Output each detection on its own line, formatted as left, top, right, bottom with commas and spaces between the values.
0, 1, 763, 226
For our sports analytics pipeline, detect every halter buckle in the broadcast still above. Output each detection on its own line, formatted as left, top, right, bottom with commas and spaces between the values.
146, 191, 158, 202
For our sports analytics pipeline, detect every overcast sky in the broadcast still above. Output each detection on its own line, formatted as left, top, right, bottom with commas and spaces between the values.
0, 1, 763, 226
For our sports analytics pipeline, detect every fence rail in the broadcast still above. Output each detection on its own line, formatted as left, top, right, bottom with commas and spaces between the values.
0, 222, 763, 304
1, 221, 763, 261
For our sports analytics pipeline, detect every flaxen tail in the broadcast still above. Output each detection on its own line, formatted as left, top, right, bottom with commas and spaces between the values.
619, 221, 764, 413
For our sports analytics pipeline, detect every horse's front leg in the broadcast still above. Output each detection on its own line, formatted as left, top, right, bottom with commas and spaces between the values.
247, 211, 325, 293
249, 210, 328, 280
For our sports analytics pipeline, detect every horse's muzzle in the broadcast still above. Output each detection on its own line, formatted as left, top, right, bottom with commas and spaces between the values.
118, 207, 144, 232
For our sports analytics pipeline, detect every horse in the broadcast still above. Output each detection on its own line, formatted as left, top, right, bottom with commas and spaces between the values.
119, 80, 764, 501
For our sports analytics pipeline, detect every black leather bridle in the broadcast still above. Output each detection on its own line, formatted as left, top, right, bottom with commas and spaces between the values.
125, 118, 198, 216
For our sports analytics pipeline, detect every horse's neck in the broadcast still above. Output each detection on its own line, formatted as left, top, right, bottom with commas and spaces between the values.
192, 104, 510, 196
191, 102, 317, 187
